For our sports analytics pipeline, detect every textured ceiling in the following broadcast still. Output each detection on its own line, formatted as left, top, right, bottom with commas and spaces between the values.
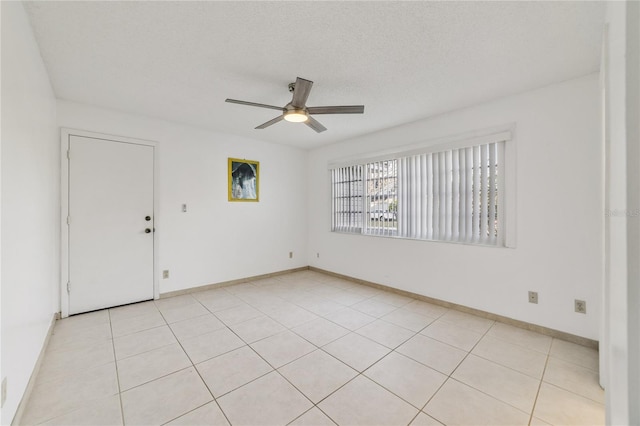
24, 1, 605, 149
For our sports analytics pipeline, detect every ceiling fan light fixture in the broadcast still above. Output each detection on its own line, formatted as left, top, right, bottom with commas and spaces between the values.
283, 109, 308, 123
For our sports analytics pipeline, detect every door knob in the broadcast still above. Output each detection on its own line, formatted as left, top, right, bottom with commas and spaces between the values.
145, 216, 151, 221
145, 228, 151, 233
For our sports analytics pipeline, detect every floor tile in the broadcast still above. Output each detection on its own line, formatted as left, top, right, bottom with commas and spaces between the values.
41, 394, 122, 426
529, 417, 552, 425
191, 288, 228, 302
111, 310, 166, 338
228, 315, 286, 343
325, 307, 376, 330
279, 349, 357, 403
351, 298, 398, 317
425, 379, 529, 425
21, 362, 119, 425
421, 319, 483, 351
356, 319, 415, 348
166, 401, 230, 425
322, 333, 390, 372
54, 310, 110, 334
223, 282, 258, 295
155, 294, 198, 310
472, 334, 547, 378
438, 310, 494, 334
382, 309, 435, 332
402, 300, 448, 319
109, 300, 158, 322
251, 330, 316, 368
169, 313, 226, 341
396, 334, 467, 375
291, 317, 350, 347
346, 285, 382, 298
159, 302, 210, 324
113, 325, 176, 360
196, 346, 273, 397
319, 375, 418, 426
533, 382, 605, 426
266, 305, 319, 328
486, 322, 552, 354
410, 412, 444, 426
121, 367, 212, 425
217, 371, 312, 426
289, 407, 337, 426
199, 294, 245, 313
22, 271, 606, 426
373, 292, 415, 307
117, 343, 191, 390
451, 354, 539, 413
365, 351, 446, 408
215, 303, 263, 326
543, 356, 604, 403
47, 322, 112, 352
37, 338, 114, 384
549, 338, 599, 371
180, 327, 245, 364
330, 291, 368, 306
297, 298, 345, 316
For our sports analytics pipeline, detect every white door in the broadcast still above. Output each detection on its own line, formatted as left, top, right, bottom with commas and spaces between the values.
68, 135, 154, 315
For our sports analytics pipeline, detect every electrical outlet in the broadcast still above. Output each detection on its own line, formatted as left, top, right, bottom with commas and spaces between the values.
162, 270, 169, 279
528, 291, 538, 304
289, 251, 293, 259
2, 377, 7, 408
575, 299, 587, 314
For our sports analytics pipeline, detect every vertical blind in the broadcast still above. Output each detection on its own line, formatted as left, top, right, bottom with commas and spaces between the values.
397, 142, 502, 245
331, 165, 363, 233
331, 138, 505, 247
364, 160, 397, 236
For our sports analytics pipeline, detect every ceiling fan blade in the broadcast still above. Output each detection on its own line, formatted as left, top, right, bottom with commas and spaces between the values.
255, 115, 284, 129
291, 77, 313, 108
307, 105, 365, 115
226, 98, 284, 111
305, 116, 327, 133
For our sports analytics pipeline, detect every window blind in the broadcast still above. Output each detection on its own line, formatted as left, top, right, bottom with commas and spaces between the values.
396, 142, 503, 245
331, 165, 363, 233
330, 133, 507, 247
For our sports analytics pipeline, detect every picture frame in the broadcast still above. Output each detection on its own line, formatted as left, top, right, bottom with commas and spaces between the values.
228, 158, 259, 202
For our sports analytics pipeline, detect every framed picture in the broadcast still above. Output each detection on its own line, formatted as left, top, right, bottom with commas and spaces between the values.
228, 158, 259, 202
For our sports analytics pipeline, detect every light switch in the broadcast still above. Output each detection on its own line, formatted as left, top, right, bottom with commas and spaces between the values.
182, 204, 187, 212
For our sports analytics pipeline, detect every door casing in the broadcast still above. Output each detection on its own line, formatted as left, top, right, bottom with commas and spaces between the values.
60, 128, 159, 318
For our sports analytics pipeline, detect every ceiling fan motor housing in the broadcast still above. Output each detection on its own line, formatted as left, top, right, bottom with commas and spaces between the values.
225, 76, 364, 133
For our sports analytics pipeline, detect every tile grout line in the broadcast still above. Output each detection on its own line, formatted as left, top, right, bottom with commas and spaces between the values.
212, 277, 399, 424
417, 318, 497, 423
155, 300, 235, 426
107, 309, 126, 426
38, 272, 602, 426
527, 341, 553, 426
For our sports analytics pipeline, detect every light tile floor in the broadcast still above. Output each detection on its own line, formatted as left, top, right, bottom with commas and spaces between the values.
21, 271, 605, 425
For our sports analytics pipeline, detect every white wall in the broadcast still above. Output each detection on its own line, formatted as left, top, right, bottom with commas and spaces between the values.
308, 74, 602, 340
57, 101, 308, 295
1, 2, 60, 423
603, 1, 640, 424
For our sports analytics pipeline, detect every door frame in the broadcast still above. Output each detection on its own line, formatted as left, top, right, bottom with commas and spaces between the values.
60, 128, 159, 318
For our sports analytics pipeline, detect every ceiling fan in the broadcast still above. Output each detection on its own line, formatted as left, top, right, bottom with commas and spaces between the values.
225, 77, 364, 133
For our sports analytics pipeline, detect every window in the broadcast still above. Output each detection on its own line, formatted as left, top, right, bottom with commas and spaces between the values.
330, 134, 507, 246
331, 165, 363, 233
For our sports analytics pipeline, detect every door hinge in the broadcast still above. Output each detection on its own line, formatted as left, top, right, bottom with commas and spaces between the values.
66, 216, 70, 225
66, 282, 70, 293
66, 150, 70, 159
